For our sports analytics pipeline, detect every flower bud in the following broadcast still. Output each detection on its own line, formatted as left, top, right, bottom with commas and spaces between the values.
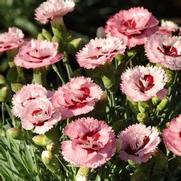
0, 129, 5, 137
42, 29, 52, 41
137, 112, 147, 124
127, 49, 136, 57
156, 97, 169, 111
11, 83, 23, 92
6, 128, 22, 139
32, 135, 52, 146
165, 69, 174, 85
76, 167, 90, 181
101, 75, 113, 90
68, 38, 83, 53
0, 74, 6, 84
0, 59, 9, 73
41, 150, 53, 165
0, 85, 10, 102
152, 96, 160, 106
46, 143, 57, 152
138, 102, 149, 113
41, 150, 60, 174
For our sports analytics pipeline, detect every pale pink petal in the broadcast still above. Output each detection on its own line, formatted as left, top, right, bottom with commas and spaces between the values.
120, 66, 167, 102
35, 0, 75, 24
14, 39, 63, 69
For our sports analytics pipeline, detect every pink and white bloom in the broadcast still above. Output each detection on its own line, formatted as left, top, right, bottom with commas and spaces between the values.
118, 124, 160, 163
12, 84, 61, 134
76, 37, 126, 69
14, 39, 63, 69
120, 66, 167, 102
61, 117, 116, 168
145, 34, 181, 70
163, 115, 181, 156
35, 0, 75, 24
0, 27, 24, 53
159, 20, 181, 36
105, 7, 159, 48
52, 77, 103, 118
12, 84, 48, 118
21, 98, 61, 134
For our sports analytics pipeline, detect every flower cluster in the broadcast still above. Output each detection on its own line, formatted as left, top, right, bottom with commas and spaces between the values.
12, 84, 62, 134
0, 1, 181, 179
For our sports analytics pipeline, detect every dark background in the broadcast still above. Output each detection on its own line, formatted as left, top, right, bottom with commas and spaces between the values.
0, 0, 181, 37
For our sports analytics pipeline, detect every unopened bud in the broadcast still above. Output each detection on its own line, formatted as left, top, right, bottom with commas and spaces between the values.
41, 150, 60, 173
138, 102, 149, 113
102, 75, 113, 90
137, 112, 147, 124
32, 135, 52, 146
76, 167, 90, 181
0, 129, 5, 137
46, 143, 57, 152
152, 96, 160, 106
165, 69, 174, 85
157, 97, 169, 111
0, 74, 6, 84
11, 83, 23, 92
41, 150, 53, 165
6, 128, 22, 139
68, 38, 82, 52
0, 85, 10, 102
42, 29, 52, 41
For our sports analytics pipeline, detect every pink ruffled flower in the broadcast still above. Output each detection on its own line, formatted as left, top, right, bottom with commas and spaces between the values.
145, 34, 181, 70
61, 117, 116, 168
52, 77, 103, 118
162, 115, 181, 156
35, 0, 75, 24
76, 37, 126, 69
12, 84, 48, 118
120, 66, 167, 102
0, 27, 24, 53
118, 124, 160, 163
12, 84, 61, 134
159, 20, 181, 36
14, 39, 63, 69
105, 7, 159, 48
21, 98, 61, 134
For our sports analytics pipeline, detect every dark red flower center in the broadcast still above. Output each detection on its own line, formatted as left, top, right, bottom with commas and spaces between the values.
68, 87, 90, 110
158, 45, 181, 57
125, 136, 150, 155
179, 131, 181, 138
138, 74, 154, 92
32, 109, 45, 127
123, 19, 137, 29
79, 131, 101, 153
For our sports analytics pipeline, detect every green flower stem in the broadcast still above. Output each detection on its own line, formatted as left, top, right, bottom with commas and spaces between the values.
63, 52, 72, 80
76, 167, 90, 181
52, 64, 65, 84
32, 68, 47, 86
